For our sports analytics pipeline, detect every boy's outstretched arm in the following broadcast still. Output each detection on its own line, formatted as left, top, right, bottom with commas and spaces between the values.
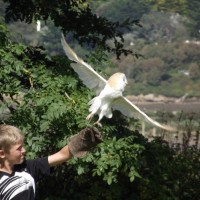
48, 127, 102, 167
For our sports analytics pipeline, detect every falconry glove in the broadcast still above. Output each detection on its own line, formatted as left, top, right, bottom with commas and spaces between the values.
68, 127, 102, 157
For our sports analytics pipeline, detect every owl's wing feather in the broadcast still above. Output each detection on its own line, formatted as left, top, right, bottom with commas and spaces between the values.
61, 34, 106, 93
112, 96, 176, 132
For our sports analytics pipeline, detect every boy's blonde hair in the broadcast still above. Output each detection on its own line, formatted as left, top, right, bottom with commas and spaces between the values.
0, 124, 24, 153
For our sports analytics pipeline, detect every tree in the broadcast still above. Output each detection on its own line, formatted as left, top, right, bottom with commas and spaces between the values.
146, 0, 187, 13
3, 0, 141, 58
0, 19, 145, 199
1, 12, 200, 200
189, 63, 200, 80
184, 0, 200, 38
146, 0, 200, 38
94, 0, 150, 25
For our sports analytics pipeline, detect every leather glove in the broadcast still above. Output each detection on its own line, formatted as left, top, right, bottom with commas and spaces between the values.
68, 127, 103, 157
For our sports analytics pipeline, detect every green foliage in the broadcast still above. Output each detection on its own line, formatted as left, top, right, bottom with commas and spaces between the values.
94, 0, 150, 24
138, 139, 200, 200
92, 135, 144, 185
0, 21, 145, 199
0, 18, 9, 47
145, 0, 200, 38
1, 9, 200, 200
2, 1, 200, 97
3, 0, 138, 58
93, 2, 200, 97
184, 0, 200, 38
36, 128, 146, 200
0, 19, 90, 156
146, 0, 187, 13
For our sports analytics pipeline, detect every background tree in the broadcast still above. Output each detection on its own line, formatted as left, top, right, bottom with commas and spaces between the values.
0, 18, 146, 199
189, 63, 200, 80
3, 0, 141, 58
94, 0, 150, 25
1, 1, 200, 199
146, 0, 200, 38
184, 0, 200, 38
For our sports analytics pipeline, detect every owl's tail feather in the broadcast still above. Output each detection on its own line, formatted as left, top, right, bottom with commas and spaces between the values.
88, 97, 101, 114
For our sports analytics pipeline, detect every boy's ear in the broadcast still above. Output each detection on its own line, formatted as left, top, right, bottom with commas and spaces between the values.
0, 149, 5, 158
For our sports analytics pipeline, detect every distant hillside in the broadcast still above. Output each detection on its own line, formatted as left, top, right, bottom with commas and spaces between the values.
1, 0, 200, 97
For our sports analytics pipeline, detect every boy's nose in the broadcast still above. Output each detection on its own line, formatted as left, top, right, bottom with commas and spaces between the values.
22, 147, 26, 153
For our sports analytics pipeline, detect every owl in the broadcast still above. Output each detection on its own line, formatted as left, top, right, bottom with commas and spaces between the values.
61, 34, 176, 131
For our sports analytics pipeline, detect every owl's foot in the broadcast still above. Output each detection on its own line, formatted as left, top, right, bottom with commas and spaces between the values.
86, 113, 93, 121
93, 121, 102, 127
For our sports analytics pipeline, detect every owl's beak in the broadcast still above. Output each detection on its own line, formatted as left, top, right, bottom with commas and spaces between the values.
124, 76, 128, 85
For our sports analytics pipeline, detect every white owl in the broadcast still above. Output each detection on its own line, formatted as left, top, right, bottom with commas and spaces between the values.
61, 34, 176, 131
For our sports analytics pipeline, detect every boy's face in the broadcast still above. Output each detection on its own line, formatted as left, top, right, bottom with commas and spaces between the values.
5, 140, 26, 165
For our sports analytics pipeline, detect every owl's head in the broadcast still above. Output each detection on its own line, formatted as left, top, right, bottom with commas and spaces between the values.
107, 72, 127, 91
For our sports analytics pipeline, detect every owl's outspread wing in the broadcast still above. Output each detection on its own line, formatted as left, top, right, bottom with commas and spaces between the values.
112, 97, 176, 132
61, 34, 176, 131
61, 34, 106, 95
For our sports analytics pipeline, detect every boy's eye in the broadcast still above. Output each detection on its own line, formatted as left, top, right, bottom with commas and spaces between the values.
17, 145, 23, 151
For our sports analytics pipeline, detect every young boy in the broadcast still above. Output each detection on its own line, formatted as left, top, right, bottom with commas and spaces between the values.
0, 124, 102, 200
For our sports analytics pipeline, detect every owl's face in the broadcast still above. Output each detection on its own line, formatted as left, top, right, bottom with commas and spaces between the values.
120, 73, 128, 91
122, 73, 128, 85
107, 72, 127, 92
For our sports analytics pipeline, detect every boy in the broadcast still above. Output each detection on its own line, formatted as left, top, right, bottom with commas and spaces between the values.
0, 124, 102, 200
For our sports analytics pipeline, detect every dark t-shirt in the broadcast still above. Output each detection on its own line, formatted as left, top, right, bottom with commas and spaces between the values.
0, 157, 50, 200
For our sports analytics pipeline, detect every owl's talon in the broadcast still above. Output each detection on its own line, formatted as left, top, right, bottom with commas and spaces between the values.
93, 121, 102, 127
86, 113, 93, 120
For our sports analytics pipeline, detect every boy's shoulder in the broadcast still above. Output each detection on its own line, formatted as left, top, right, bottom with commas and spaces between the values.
14, 159, 29, 173
14, 157, 48, 172
14, 157, 51, 181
